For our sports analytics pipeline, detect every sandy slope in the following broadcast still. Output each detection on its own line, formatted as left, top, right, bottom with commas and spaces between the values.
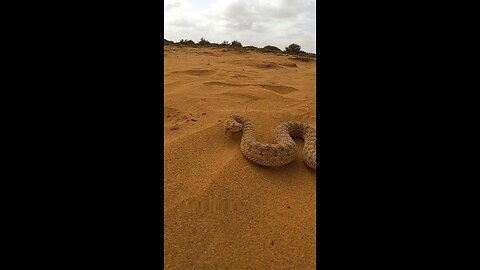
164, 44, 316, 269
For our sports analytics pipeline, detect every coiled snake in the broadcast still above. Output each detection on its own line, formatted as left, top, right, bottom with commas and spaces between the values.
225, 115, 316, 170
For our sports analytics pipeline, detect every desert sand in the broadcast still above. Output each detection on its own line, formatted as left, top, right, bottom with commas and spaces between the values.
164, 44, 316, 269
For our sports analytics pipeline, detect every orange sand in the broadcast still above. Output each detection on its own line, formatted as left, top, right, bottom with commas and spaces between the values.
164, 44, 316, 269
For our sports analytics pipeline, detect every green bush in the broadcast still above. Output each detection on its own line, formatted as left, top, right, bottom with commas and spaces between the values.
179, 39, 195, 45
231, 40, 242, 47
198, 37, 210, 46
263, 45, 282, 52
285, 43, 301, 54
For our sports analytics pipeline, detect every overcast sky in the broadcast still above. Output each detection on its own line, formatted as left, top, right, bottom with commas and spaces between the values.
164, 0, 316, 53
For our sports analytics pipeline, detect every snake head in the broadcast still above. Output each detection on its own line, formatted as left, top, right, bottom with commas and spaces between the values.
224, 118, 243, 135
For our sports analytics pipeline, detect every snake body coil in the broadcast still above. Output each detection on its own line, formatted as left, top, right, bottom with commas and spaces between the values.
225, 115, 316, 170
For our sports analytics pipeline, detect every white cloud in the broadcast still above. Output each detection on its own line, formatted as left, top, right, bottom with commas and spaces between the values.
164, 0, 316, 53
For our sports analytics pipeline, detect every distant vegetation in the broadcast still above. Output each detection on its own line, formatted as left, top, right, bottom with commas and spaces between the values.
163, 38, 316, 58
198, 37, 210, 46
285, 44, 301, 54
178, 39, 195, 45
263, 45, 282, 52
164, 39, 174, 45
231, 40, 242, 47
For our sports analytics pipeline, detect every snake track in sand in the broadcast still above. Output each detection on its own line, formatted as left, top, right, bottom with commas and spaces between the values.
225, 115, 316, 170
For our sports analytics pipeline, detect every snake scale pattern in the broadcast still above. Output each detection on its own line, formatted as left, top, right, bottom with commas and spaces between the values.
225, 115, 316, 170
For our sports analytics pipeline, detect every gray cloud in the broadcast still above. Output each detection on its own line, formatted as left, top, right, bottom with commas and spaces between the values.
169, 18, 195, 27
164, 0, 316, 53
164, 0, 182, 12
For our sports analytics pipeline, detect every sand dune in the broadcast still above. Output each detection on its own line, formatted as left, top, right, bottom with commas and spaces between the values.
164, 45, 316, 269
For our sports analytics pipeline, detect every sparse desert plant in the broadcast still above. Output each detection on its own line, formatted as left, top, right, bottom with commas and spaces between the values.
263, 45, 282, 52
296, 49, 316, 58
198, 37, 210, 46
164, 39, 174, 45
179, 39, 195, 45
221, 41, 230, 46
285, 43, 301, 54
231, 40, 242, 47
